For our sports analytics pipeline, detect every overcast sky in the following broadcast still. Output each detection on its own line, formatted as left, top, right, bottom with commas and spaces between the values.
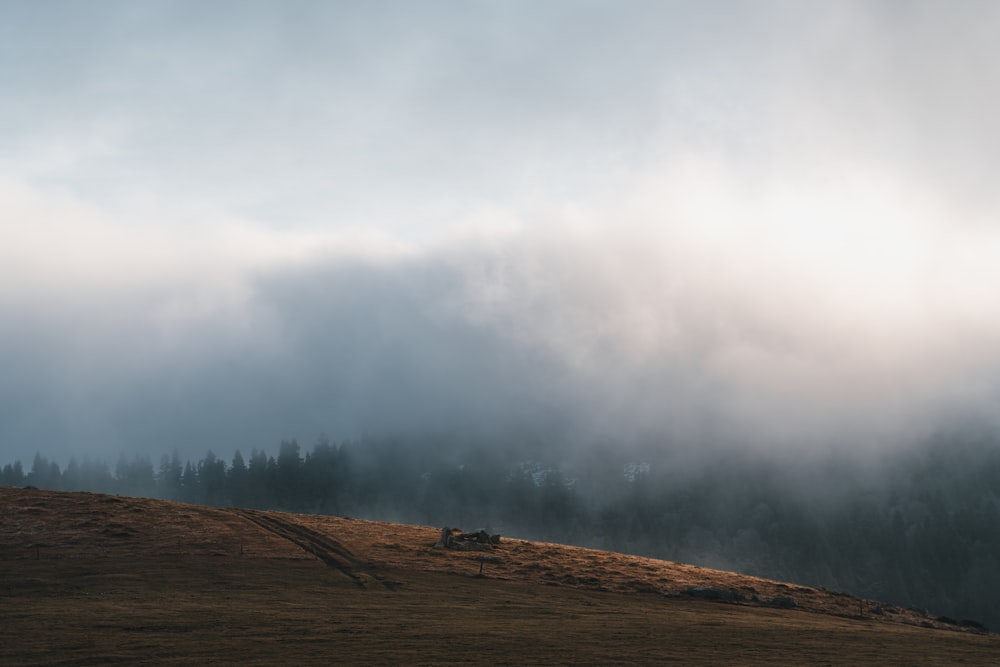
3, 1, 1000, 465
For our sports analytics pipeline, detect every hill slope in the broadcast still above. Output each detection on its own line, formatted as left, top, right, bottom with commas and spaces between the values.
1, 487, 996, 665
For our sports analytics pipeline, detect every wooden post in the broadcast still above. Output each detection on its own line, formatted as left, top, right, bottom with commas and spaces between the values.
475, 555, 501, 575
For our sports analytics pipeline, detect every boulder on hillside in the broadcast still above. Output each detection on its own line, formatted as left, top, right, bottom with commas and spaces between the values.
434, 527, 500, 551
682, 587, 743, 602
768, 596, 797, 609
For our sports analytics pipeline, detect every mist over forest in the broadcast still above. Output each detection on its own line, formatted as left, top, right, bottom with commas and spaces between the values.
5, 428, 999, 631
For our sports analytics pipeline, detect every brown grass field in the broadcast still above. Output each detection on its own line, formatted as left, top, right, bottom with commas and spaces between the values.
1, 486, 997, 665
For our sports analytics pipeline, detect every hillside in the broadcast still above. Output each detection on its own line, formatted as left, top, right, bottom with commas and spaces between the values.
1, 486, 997, 665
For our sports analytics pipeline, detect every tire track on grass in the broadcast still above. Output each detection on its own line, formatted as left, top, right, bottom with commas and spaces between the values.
233, 509, 397, 590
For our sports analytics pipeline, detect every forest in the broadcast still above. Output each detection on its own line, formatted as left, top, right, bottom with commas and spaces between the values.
3, 432, 999, 631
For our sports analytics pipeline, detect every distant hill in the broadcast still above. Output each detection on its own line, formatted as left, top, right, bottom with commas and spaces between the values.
1, 486, 996, 665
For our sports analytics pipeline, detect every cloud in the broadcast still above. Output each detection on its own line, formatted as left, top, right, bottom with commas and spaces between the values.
239, 215, 1000, 458
4, 2, 1000, 465
8, 199, 1000, 466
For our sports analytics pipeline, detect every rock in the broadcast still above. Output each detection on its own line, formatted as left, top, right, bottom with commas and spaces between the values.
682, 587, 743, 602
434, 527, 496, 551
458, 530, 491, 544
434, 526, 455, 548
958, 619, 988, 633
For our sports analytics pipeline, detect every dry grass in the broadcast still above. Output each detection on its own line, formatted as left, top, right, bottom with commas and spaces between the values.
2, 487, 997, 665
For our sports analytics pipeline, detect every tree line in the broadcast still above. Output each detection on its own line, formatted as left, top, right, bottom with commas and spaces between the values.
2, 432, 999, 631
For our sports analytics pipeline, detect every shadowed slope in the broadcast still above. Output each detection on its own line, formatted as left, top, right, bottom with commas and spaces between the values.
1, 487, 997, 665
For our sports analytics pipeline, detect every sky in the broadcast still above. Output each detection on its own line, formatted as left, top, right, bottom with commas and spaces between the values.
3, 1, 1000, 465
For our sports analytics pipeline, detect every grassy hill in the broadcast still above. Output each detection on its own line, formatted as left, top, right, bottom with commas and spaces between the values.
1, 486, 996, 665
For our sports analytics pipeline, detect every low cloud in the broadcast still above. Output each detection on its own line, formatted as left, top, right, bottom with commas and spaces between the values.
4, 191, 1000, 465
